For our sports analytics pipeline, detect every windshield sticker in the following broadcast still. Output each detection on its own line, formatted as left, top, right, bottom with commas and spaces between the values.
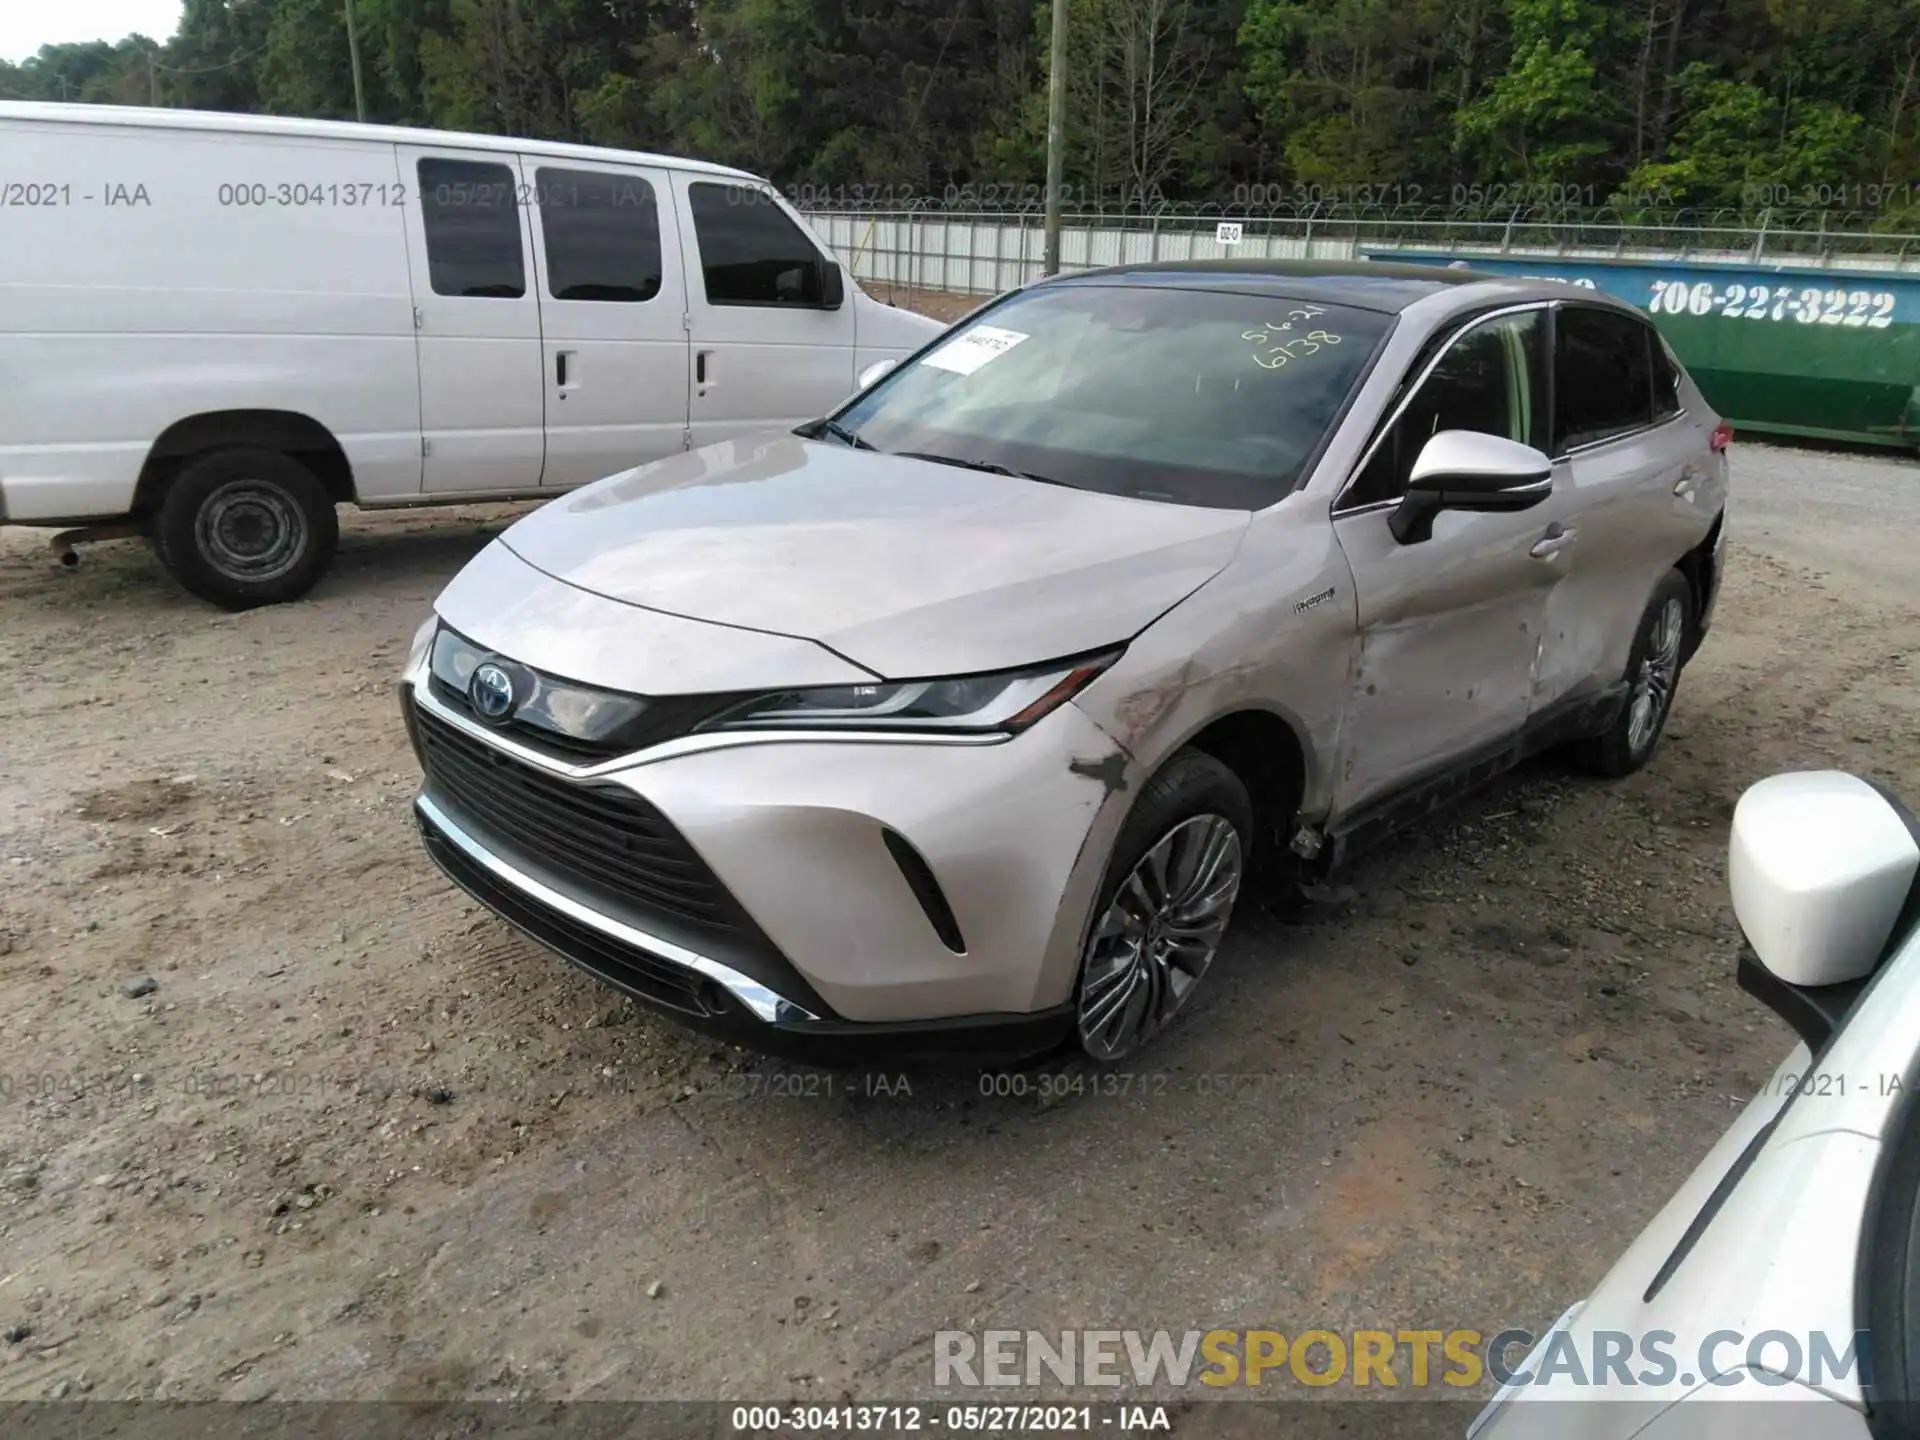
1242, 308, 1344, 370
922, 325, 1031, 376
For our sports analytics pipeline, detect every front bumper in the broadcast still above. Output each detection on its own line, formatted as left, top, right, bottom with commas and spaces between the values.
401, 667, 1133, 1061
414, 794, 1073, 1064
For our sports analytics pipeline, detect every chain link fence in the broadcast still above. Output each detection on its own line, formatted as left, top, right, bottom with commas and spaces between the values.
801, 202, 1920, 302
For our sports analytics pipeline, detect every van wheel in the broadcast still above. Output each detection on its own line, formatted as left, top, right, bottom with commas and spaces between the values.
1073, 749, 1252, 1063
151, 449, 339, 610
1568, 568, 1694, 778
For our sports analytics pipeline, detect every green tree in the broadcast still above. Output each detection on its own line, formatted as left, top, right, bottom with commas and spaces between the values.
1453, 0, 1619, 183
1621, 63, 1863, 205
257, 0, 360, 119
1239, 0, 1446, 189
9, 0, 1920, 216
161, 0, 273, 114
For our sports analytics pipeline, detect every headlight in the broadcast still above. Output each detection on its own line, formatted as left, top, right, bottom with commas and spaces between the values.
404, 617, 438, 678
702, 651, 1120, 736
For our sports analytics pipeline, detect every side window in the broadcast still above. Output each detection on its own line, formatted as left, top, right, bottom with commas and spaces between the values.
535, 167, 660, 303
416, 158, 525, 299
1346, 310, 1548, 509
1554, 307, 1655, 450
687, 182, 828, 306
1649, 329, 1683, 421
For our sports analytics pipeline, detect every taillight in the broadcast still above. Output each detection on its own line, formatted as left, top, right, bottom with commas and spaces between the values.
1710, 422, 1734, 452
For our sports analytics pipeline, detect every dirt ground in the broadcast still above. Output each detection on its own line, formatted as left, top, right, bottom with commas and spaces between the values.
0, 404, 1915, 1420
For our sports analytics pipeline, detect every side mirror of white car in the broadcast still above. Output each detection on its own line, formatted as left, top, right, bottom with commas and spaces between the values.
857, 358, 899, 390
1729, 771, 1920, 990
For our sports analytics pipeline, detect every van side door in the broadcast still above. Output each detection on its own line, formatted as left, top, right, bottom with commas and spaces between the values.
524, 161, 690, 489
396, 146, 546, 494
669, 177, 857, 446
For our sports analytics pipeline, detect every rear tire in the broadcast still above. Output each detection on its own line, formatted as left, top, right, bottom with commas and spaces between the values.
1073, 749, 1253, 1062
1567, 568, 1693, 778
151, 448, 339, 610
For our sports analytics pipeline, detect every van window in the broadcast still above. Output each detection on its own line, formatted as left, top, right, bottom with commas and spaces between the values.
535, 168, 661, 303
417, 158, 526, 299
1345, 309, 1548, 510
1554, 306, 1655, 450
688, 183, 828, 306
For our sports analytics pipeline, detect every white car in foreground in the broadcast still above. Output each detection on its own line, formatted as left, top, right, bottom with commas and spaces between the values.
1473, 770, 1920, 1439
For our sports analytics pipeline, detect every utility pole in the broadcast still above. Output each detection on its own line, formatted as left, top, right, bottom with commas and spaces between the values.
344, 0, 368, 122
1042, 0, 1068, 275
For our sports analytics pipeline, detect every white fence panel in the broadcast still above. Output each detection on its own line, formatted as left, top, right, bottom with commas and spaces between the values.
801, 211, 1368, 294
804, 208, 1920, 298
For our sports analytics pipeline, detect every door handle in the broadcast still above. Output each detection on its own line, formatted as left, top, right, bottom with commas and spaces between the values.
1530, 524, 1578, 560
555, 351, 573, 388
695, 350, 711, 386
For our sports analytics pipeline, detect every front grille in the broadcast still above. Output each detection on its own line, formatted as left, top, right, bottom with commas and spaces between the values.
418, 809, 714, 1017
412, 702, 735, 933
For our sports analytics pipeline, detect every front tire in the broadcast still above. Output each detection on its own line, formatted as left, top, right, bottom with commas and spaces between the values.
151, 448, 339, 610
1073, 749, 1252, 1062
1568, 568, 1693, 778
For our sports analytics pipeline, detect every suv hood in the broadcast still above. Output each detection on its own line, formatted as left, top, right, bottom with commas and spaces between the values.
500, 434, 1250, 679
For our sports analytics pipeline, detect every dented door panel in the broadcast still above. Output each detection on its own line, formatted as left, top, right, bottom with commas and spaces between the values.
1328, 499, 1569, 817
1536, 417, 1720, 712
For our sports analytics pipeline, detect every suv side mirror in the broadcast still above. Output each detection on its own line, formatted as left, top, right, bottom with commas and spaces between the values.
857, 358, 898, 390
1389, 431, 1553, 544
1728, 771, 1919, 1048
819, 261, 845, 310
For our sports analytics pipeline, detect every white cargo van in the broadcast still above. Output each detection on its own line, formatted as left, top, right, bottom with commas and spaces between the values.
0, 102, 943, 608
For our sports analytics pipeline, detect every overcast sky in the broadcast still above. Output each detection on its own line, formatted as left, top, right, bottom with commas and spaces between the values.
2, 1, 182, 64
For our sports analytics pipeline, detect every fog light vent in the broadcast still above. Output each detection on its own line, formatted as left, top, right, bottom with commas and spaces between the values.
882, 829, 967, 954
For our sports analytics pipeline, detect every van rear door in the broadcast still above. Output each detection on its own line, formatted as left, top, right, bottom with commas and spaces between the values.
396, 146, 547, 494
522, 160, 690, 489
671, 177, 857, 447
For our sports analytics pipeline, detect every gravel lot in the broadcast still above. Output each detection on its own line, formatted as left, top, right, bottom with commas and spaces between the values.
0, 422, 1913, 1421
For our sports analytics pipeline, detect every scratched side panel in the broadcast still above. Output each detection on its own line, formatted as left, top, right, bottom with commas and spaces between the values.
1069, 492, 1358, 819
1541, 413, 1722, 707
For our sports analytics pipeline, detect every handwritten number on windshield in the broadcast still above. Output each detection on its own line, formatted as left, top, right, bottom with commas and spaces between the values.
1243, 310, 1344, 370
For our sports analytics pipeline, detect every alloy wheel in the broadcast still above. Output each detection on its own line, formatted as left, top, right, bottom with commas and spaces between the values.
1627, 595, 1685, 755
1077, 813, 1245, 1061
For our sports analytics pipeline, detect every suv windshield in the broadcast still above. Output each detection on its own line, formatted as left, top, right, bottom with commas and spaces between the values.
830, 283, 1393, 509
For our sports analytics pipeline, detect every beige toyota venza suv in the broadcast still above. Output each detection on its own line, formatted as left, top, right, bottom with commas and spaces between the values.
401, 260, 1731, 1064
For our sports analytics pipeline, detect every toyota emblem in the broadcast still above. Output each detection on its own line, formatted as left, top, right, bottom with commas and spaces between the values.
469, 662, 515, 721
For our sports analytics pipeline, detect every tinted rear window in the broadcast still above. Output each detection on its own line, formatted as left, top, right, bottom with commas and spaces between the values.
1554, 306, 1655, 450
1650, 331, 1684, 420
